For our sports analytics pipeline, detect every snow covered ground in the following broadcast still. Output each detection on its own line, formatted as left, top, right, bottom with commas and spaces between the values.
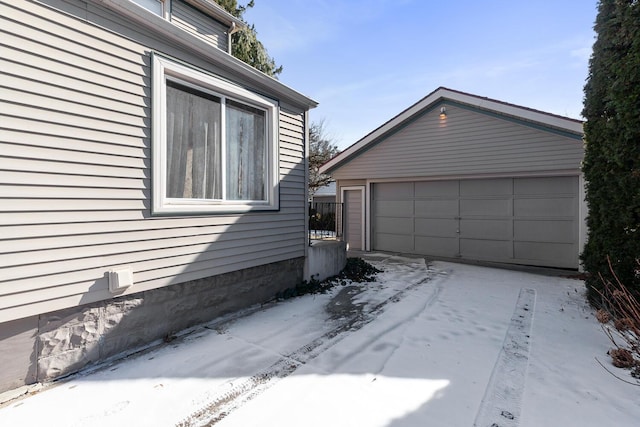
1, 254, 639, 426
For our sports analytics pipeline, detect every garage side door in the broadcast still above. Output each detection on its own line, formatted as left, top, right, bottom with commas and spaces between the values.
344, 188, 364, 250
372, 177, 579, 268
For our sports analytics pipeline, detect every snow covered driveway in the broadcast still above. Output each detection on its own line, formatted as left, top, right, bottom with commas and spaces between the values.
1, 254, 639, 426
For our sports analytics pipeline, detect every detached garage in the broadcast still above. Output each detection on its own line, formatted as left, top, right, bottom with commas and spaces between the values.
321, 88, 585, 269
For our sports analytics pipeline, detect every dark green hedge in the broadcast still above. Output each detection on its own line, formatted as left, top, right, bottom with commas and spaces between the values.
582, 0, 640, 301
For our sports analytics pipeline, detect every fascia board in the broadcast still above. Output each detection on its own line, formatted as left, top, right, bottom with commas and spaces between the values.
444, 89, 584, 135
94, 0, 318, 109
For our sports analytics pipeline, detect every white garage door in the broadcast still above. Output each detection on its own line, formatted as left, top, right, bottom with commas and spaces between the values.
372, 177, 579, 269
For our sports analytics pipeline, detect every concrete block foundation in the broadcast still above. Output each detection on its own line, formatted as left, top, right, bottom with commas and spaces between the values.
0, 257, 304, 394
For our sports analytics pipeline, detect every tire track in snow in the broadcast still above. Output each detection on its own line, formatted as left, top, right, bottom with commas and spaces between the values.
176, 257, 440, 427
473, 288, 536, 427
330, 268, 446, 374
373, 275, 446, 377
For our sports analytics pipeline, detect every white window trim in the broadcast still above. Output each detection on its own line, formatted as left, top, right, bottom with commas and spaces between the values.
129, 0, 170, 18
152, 54, 279, 215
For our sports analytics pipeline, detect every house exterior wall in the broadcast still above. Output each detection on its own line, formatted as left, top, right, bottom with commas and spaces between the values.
330, 103, 584, 181
330, 101, 584, 267
331, 100, 586, 268
171, 0, 230, 52
0, 0, 310, 392
1, 257, 302, 391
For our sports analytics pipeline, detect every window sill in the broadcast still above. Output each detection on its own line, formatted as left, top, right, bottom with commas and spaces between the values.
152, 202, 279, 216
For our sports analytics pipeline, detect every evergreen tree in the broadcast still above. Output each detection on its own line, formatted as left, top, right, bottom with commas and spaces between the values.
214, 0, 283, 77
309, 120, 339, 196
582, 0, 640, 300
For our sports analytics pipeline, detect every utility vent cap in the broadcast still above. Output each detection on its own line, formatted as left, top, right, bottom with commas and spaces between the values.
109, 267, 133, 293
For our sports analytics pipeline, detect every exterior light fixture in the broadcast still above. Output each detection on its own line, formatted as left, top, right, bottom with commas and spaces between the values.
439, 106, 447, 119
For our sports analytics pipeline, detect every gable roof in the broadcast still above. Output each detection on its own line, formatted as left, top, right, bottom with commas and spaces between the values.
320, 87, 583, 174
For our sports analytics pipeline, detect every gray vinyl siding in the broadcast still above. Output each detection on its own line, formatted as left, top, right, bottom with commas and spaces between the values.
0, 0, 307, 322
335, 180, 366, 203
171, 0, 229, 52
330, 104, 584, 181
279, 109, 307, 208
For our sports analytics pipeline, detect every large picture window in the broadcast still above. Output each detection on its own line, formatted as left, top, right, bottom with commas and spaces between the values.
152, 54, 279, 214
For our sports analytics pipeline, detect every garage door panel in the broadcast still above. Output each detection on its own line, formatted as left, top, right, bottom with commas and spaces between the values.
415, 236, 458, 257
372, 176, 579, 269
514, 241, 577, 268
375, 182, 413, 199
461, 239, 512, 260
515, 220, 575, 243
460, 198, 512, 216
374, 200, 413, 217
375, 217, 413, 234
514, 198, 575, 217
375, 233, 413, 253
415, 199, 458, 216
515, 176, 577, 195
415, 218, 458, 238
460, 178, 512, 196
415, 180, 458, 197
461, 219, 512, 240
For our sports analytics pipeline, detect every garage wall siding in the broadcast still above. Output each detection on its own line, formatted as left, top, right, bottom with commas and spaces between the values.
0, 0, 307, 322
330, 104, 584, 181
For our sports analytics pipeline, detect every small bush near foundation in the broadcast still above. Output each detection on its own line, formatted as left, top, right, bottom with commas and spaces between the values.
610, 348, 636, 369
275, 258, 381, 301
596, 308, 611, 324
340, 257, 382, 282
595, 258, 640, 379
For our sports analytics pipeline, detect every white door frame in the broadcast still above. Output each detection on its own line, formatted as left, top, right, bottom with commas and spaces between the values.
341, 186, 365, 251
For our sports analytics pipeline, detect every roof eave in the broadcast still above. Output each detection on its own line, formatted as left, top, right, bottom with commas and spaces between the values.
94, 0, 318, 110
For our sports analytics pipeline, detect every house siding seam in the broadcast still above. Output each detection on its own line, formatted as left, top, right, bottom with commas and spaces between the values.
0, 0, 308, 324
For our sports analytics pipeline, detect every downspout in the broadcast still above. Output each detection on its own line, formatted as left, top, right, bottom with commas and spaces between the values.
227, 21, 241, 54
303, 109, 311, 280
304, 109, 311, 248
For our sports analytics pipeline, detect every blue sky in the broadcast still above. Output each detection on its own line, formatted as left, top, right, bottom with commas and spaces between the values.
244, 0, 598, 150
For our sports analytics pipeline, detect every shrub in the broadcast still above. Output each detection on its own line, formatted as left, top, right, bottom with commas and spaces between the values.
275, 258, 381, 301
581, 0, 640, 302
594, 258, 640, 378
